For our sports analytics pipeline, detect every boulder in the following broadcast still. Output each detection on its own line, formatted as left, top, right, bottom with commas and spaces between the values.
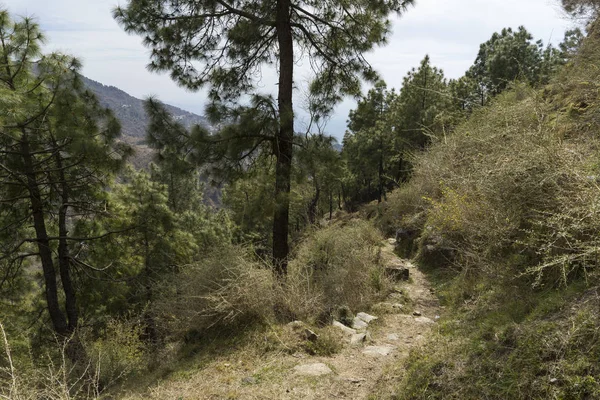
350, 332, 370, 346
356, 312, 378, 323
287, 320, 319, 342
415, 316, 435, 324
352, 317, 368, 330
332, 320, 357, 336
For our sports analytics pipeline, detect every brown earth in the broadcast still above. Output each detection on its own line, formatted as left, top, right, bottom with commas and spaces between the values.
121, 239, 441, 400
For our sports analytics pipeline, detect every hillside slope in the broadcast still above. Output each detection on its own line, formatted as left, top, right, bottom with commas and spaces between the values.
82, 76, 209, 145
370, 20, 600, 400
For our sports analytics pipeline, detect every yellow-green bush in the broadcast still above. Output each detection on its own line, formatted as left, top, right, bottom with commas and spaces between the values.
385, 82, 600, 284
380, 19, 600, 400
282, 219, 387, 323
394, 286, 600, 400
85, 318, 146, 387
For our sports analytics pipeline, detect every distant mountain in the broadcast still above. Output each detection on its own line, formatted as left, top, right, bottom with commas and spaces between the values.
81, 76, 208, 145
81, 76, 211, 170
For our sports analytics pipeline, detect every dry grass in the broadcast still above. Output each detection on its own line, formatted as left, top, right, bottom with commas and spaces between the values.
281, 219, 388, 324
153, 245, 276, 342
380, 18, 600, 400
385, 81, 600, 286
0, 323, 104, 400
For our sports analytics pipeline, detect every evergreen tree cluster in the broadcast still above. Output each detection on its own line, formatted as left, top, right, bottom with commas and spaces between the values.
342, 26, 584, 206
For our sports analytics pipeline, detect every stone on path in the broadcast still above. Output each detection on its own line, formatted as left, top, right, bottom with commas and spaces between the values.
412, 311, 422, 316
356, 312, 378, 323
350, 332, 370, 346
287, 320, 319, 341
352, 317, 369, 330
241, 376, 258, 385
294, 363, 333, 377
362, 345, 396, 357
332, 320, 357, 336
415, 316, 435, 324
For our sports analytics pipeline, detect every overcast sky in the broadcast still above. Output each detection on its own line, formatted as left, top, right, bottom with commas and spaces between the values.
5, 0, 574, 140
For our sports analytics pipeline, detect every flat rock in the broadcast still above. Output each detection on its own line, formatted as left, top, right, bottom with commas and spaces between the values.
352, 317, 368, 330
356, 312, 378, 323
332, 320, 357, 336
350, 332, 369, 346
362, 345, 396, 357
415, 316, 435, 324
294, 363, 333, 377
387, 333, 399, 341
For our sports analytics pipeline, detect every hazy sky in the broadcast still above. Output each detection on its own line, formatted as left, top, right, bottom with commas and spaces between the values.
6, 0, 574, 139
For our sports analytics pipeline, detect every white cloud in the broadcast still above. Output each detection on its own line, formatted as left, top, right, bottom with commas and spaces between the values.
3, 0, 575, 139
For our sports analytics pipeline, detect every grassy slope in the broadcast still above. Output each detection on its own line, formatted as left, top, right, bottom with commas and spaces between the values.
372, 21, 600, 400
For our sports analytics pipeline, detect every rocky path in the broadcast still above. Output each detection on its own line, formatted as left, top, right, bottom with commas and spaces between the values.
125, 239, 441, 400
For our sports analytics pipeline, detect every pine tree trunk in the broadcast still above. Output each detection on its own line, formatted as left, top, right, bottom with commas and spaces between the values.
55, 151, 79, 334
273, 0, 294, 278
20, 131, 69, 337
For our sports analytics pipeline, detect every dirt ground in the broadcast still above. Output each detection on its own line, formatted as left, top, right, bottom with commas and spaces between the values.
122, 239, 441, 400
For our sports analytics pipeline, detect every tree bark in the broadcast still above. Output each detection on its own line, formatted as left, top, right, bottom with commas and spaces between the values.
54, 150, 79, 334
273, 0, 294, 277
20, 131, 69, 337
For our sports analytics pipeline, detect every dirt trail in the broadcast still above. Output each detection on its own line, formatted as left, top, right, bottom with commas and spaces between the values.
125, 239, 441, 400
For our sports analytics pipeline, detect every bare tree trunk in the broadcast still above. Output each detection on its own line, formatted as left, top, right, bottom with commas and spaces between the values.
273, 0, 294, 278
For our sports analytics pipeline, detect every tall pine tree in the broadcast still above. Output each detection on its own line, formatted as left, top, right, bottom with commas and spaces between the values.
114, 0, 415, 276
0, 10, 129, 359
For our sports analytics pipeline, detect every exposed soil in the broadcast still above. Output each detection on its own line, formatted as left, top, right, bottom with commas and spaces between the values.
122, 239, 441, 400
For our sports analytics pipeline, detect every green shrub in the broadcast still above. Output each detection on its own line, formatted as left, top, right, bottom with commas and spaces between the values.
85, 318, 146, 387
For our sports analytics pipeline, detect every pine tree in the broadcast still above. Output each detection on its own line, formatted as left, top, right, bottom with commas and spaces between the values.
113, 0, 415, 276
343, 81, 397, 204
0, 10, 129, 359
467, 27, 549, 102
392, 55, 449, 149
